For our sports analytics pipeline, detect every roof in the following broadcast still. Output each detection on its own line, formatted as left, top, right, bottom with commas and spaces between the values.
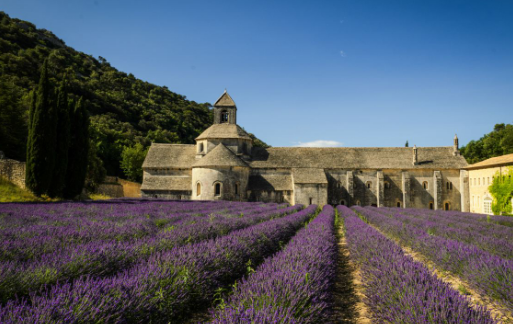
142, 145, 468, 171
196, 124, 252, 141
141, 175, 191, 191
214, 90, 236, 107
249, 147, 468, 169
464, 153, 513, 170
193, 143, 249, 168
142, 144, 196, 169
248, 173, 293, 191
292, 168, 328, 184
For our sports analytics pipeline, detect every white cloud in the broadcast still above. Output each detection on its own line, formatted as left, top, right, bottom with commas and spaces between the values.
340, 50, 346, 57
295, 140, 344, 148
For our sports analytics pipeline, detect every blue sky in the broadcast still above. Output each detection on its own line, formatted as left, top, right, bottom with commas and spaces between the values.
2, 0, 512, 147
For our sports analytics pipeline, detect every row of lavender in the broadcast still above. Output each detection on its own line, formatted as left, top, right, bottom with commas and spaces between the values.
354, 206, 513, 313
339, 206, 497, 323
0, 204, 317, 323
0, 201, 300, 304
379, 207, 513, 260
209, 205, 337, 323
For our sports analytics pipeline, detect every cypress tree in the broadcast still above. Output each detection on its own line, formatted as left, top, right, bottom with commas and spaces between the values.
26, 59, 56, 196
48, 74, 70, 198
64, 98, 90, 199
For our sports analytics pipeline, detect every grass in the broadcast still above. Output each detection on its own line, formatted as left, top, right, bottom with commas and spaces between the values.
0, 177, 40, 202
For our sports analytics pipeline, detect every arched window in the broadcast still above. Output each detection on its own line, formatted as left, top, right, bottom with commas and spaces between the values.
198, 143, 204, 153
396, 201, 401, 208
446, 182, 450, 190
221, 111, 229, 123
309, 198, 313, 205
450, 182, 453, 190
215, 183, 221, 196
444, 202, 450, 211
429, 202, 434, 210
366, 181, 372, 189
235, 183, 239, 195
356, 200, 361, 206
340, 200, 345, 206
423, 181, 428, 190
196, 182, 201, 196
385, 182, 390, 189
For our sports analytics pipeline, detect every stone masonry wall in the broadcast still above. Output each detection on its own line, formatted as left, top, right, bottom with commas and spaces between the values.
0, 158, 26, 189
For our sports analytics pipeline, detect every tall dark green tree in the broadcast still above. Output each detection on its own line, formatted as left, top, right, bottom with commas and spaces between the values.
64, 98, 90, 198
25, 59, 57, 196
47, 74, 70, 198
0, 80, 26, 160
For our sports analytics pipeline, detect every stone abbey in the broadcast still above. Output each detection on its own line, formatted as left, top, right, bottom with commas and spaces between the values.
142, 91, 470, 210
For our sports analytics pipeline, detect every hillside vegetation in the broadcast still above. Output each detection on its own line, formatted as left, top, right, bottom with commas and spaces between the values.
0, 11, 267, 178
461, 123, 513, 164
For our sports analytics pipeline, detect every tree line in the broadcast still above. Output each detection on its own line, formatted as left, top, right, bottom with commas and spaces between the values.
25, 60, 89, 198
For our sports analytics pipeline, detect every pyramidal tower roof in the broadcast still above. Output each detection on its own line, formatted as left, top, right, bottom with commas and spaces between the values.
193, 143, 249, 168
214, 90, 236, 107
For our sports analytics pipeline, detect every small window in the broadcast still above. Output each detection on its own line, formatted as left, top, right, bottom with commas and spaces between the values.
199, 143, 204, 153
444, 202, 450, 211
366, 181, 372, 189
356, 200, 361, 206
429, 202, 433, 210
423, 181, 428, 190
215, 183, 221, 196
241, 143, 247, 154
478, 178, 480, 185
221, 111, 229, 123
446, 182, 450, 190
196, 183, 201, 196
397, 201, 401, 208
484, 198, 492, 214
384, 182, 390, 189
309, 198, 313, 205
450, 182, 453, 190
235, 183, 239, 195
340, 200, 345, 206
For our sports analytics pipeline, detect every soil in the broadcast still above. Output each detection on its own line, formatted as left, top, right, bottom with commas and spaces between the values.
332, 224, 373, 324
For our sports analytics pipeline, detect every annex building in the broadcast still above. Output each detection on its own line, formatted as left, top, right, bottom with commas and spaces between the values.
142, 91, 470, 210
464, 153, 513, 214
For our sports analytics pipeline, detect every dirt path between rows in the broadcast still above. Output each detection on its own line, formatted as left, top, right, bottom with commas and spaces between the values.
369, 223, 513, 324
332, 224, 372, 324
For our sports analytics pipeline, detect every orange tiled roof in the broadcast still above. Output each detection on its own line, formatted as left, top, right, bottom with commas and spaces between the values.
464, 153, 513, 170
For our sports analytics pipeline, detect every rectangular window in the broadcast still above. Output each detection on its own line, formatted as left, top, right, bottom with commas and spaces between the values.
484, 201, 492, 214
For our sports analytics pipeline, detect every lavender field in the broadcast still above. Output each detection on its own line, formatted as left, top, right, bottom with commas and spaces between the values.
0, 200, 511, 323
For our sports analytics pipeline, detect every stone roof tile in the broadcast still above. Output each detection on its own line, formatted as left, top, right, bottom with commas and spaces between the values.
292, 168, 328, 184
141, 175, 191, 191
142, 144, 196, 169
196, 124, 252, 141
214, 91, 236, 107
248, 173, 292, 191
193, 143, 249, 168
249, 147, 468, 169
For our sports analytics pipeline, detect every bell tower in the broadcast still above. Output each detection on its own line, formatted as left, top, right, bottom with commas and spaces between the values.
213, 90, 237, 124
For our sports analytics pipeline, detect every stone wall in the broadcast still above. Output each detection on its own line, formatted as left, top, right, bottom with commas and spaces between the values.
96, 176, 141, 198
0, 158, 26, 189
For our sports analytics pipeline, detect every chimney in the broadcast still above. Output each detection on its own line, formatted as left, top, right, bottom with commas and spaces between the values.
413, 145, 418, 165
453, 134, 460, 156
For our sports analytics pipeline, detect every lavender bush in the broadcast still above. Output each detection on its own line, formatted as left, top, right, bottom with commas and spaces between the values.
209, 205, 337, 323
354, 206, 513, 313
340, 206, 497, 324
0, 204, 317, 323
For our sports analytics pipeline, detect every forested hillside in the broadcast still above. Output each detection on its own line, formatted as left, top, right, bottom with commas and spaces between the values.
0, 11, 267, 179
460, 123, 513, 164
